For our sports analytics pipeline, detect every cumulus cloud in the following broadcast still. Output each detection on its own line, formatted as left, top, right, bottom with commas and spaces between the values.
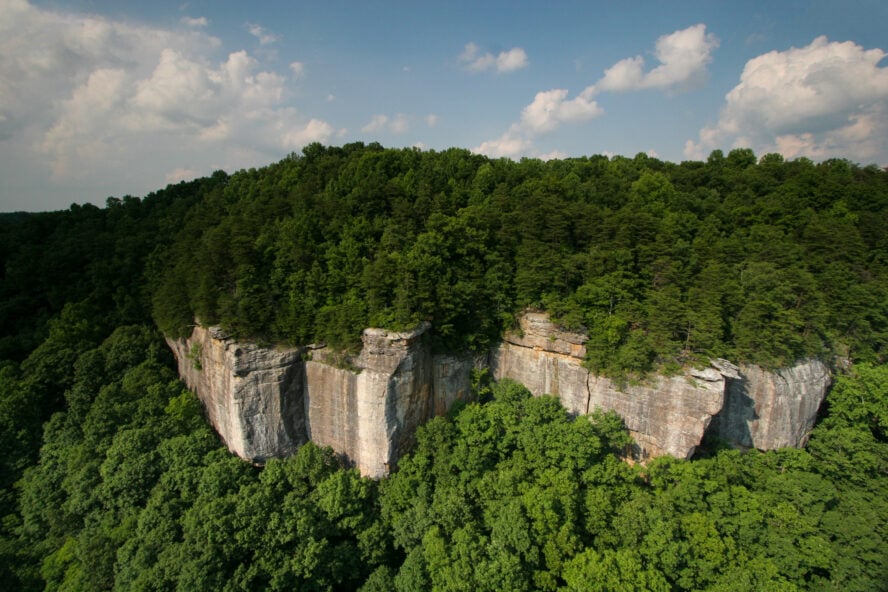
473, 85, 603, 158
289, 61, 305, 79
539, 149, 568, 161
0, 1, 332, 208
593, 24, 719, 94
519, 89, 603, 134
278, 117, 334, 149
685, 36, 888, 163
472, 130, 533, 158
460, 42, 528, 73
473, 24, 717, 160
361, 113, 409, 134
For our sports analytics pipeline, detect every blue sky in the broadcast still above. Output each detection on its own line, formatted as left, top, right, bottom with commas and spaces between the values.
2, 0, 887, 211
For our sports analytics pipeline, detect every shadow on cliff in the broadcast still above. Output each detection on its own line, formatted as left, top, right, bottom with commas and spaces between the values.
697, 372, 758, 458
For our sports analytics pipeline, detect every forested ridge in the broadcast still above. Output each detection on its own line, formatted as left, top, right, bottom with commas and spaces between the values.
152, 143, 887, 375
0, 144, 886, 590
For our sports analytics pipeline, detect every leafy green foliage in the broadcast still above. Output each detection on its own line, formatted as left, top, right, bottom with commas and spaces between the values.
1, 145, 887, 589
147, 145, 886, 377
377, 377, 888, 590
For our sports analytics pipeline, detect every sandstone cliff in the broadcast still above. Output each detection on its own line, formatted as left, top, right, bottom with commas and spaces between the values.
709, 360, 832, 449
168, 313, 831, 475
167, 324, 474, 477
167, 327, 306, 462
490, 313, 740, 459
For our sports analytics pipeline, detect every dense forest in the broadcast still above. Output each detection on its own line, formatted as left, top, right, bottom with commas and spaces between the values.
151, 144, 886, 375
0, 144, 886, 590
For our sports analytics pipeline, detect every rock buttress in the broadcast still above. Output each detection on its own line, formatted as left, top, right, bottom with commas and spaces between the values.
166, 327, 307, 461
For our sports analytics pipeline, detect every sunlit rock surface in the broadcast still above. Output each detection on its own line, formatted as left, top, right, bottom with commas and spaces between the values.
709, 359, 831, 449
168, 313, 832, 475
490, 313, 739, 459
167, 326, 306, 462
168, 324, 475, 477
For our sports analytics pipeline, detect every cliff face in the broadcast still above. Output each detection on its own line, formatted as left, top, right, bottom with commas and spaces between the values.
167, 324, 475, 477
709, 360, 832, 449
167, 327, 306, 462
490, 313, 740, 459
305, 324, 439, 479
168, 313, 831, 475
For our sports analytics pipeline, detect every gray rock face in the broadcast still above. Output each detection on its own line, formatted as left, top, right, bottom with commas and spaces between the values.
306, 325, 437, 478
166, 327, 306, 461
490, 313, 739, 459
167, 313, 832, 475
167, 323, 475, 477
708, 360, 831, 449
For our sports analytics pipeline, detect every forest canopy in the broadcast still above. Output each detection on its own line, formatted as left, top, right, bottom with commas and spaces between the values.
0, 144, 886, 590
149, 144, 887, 377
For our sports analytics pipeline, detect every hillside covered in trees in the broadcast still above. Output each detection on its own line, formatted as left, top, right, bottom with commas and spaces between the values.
152, 143, 886, 375
0, 144, 886, 590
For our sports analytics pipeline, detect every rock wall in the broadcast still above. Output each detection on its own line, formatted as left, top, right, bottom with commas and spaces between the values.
167, 324, 475, 477
490, 313, 739, 459
167, 313, 832, 475
708, 360, 832, 449
167, 327, 306, 462
305, 325, 437, 478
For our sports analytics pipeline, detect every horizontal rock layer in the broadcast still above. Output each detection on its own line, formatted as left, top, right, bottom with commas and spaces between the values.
167, 313, 831, 476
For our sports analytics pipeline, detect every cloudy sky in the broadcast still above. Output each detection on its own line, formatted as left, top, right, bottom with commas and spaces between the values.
2, 0, 887, 211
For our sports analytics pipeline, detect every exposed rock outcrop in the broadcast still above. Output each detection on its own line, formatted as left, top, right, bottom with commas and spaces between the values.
490, 313, 740, 459
167, 313, 832, 476
167, 324, 475, 478
306, 325, 436, 478
167, 327, 306, 462
708, 360, 831, 449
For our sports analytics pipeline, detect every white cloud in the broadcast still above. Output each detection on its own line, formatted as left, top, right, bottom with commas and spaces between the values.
247, 23, 279, 45
472, 129, 533, 158
685, 36, 888, 163
473, 24, 717, 160
165, 167, 199, 183
520, 89, 603, 134
289, 61, 304, 79
278, 117, 334, 149
539, 149, 568, 161
426, 113, 439, 128
181, 16, 207, 27
361, 114, 389, 133
460, 42, 528, 73
0, 0, 332, 208
496, 47, 529, 72
593, 24, 719, 93
390, 114, 409, 134
361, 113, 409, 134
